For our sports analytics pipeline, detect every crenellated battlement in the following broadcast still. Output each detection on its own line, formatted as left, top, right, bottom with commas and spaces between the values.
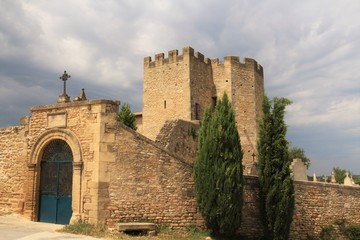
144, 46, 263, 76
144, 46, 211, 68
211, 56, 263, 77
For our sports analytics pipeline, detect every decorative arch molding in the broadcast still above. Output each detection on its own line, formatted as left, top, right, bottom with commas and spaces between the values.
29, 128, 83, 223
30, 128, 82, 165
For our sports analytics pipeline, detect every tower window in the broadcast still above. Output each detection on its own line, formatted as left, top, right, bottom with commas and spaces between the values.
195, 103, 200, 120
164, 100, 166, 109
212, 97, 217, 109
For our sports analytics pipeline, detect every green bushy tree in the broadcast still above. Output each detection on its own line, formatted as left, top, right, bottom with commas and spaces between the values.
117, 103, 137, 130
288, 147, 311, 169
194, 93, 243, 237
257, 96, 295, 240
332, 167, 348, 184
354, 176, 360, 185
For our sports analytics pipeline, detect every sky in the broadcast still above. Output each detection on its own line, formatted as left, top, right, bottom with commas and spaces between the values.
0, 0, 359, 175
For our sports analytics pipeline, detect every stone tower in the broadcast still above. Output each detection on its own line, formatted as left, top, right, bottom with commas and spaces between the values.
142, 46, 264, 167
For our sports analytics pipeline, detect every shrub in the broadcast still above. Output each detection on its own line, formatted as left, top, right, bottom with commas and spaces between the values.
344, 225, 360, 240
319, 225, 335, 240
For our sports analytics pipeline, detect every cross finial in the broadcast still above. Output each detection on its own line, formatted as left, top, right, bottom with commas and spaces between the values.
60, 71, 71, 96
57, 70, 71, 103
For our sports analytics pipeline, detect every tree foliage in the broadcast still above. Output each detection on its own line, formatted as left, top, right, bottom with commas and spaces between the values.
117, 103, 137, 130
354, 176, 360, 185
332, 167, 348, 184
194, 93, 243, 237
288, 147, 311, 169
257, 96, 295, 240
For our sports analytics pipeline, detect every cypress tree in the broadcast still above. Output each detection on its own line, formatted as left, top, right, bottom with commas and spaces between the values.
257, 96, 295, 240
117, 103, 137, 130
194, 93, 243, 237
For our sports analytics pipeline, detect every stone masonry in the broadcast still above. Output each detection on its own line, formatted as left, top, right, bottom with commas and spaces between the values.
0, 125, 27, 213
142, 46, 264, 166
0, 46, 359, 240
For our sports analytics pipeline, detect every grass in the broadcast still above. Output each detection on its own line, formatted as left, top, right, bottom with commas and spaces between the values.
59, 221, 211, 240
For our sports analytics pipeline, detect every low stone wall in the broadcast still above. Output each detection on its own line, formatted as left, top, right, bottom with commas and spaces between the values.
238, 178, 360, 239
290, 180, 360, 239
0, 126, 27, 214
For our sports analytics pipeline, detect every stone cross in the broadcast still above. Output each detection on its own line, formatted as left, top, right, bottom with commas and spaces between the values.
57, 71, 71, 103
60, 71, 71, 96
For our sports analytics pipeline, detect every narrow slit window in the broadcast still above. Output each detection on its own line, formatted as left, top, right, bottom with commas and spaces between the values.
195, 103, 200, 120
164, 100, 166, 109
212, 97, 217, 109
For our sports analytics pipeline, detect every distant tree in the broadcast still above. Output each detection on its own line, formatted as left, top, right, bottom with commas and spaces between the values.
333, 167, 348, 184
288, 147, 311, 169
257, 96, 294, 240
117, 103, 137, 130
354, 176, 360, 185
194, 93, 243, 237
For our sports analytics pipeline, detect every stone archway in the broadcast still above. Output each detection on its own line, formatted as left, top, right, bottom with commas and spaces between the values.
38, 139, 73, 224
29, 129, 82, 223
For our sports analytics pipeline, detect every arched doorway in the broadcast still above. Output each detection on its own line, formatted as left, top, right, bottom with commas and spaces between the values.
38, 139, 73, 224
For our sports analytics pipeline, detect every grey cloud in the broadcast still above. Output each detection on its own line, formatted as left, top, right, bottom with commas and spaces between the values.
0, 0, 359, 175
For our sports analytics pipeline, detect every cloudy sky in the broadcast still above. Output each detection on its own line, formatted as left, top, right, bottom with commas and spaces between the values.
0, 0, 359, 175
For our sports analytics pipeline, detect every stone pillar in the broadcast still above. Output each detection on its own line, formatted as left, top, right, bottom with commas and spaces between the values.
23, 163, 38, 221
70, 161, 83, 223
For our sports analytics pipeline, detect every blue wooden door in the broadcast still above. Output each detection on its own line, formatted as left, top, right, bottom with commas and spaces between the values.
39, 140, 73, 224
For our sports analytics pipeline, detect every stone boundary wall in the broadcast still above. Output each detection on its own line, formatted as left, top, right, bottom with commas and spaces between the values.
0, 126, 27, 213
290, 180, 360, 239
106, 143, 360, 240
105, 123, 203, 229
238, 177, 360, 239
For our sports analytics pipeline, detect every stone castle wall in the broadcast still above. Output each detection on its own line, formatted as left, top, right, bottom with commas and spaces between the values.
230, 57, 264, 165
0, 125, 27, 213
142, 47, 264, 166
189, 50, 215, 121
142, 48, 192, 140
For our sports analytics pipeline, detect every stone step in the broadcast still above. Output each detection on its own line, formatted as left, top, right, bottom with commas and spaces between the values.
117, 222, 157, 236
